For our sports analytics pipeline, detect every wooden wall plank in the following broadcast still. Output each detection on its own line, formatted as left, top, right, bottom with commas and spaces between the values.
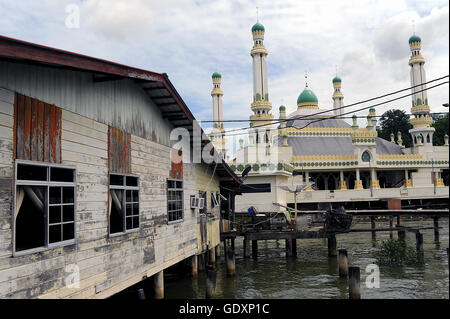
49, 104, 56, 163
30, 97, 39, 161
37, 102, 44, 161
43, 102, 50, 162
108, 126, 131, 174
54, 107, 61, 163
23, 96, 32, 160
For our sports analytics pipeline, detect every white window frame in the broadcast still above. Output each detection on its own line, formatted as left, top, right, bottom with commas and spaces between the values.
109, 173, 140, 236
167, 179, 184, 224
13, 160, 77, 257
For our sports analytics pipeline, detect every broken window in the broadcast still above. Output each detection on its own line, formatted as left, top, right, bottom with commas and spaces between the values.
211, 191, 218, 208
14, 161, 76, 253
167, 179, 183, 222
109, 174, 140, 234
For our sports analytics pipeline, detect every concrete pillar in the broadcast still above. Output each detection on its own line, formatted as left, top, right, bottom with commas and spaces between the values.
215, 244, 221, 258
209, 247, 216, 265
348, 267, 361, 299
205, 265, 217, 299
338, 249, 348, 278
328, 235, 337, 257
226, 247, 236, 277
153, 270, 164, 299
244, 238, 250, 258
191, 255, 198, 277
339, 171, 347, 190
355, 168, 363, 189
252, 240, 258, 259
371, 169, 380, 189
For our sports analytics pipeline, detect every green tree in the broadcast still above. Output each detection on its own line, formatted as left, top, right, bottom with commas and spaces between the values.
377, 109, 413, 147
431, 114, 449, 146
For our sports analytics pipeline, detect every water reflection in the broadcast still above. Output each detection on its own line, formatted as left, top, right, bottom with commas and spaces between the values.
164, 219, 449, 299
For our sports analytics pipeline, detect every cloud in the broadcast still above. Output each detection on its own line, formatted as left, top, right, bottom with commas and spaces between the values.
0, 0, 448, 160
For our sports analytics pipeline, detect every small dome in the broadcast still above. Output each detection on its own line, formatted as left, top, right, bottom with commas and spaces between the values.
390, 133, 394, 136
279, 105, 286, 111
297, 89, 318, 105
282, 134, 288, 138
409, 34, 421, 44
444, 134, 449, 138
352, 114, 357, 118
332, 76, 342, 83
397, 131, 402, 135
417, 133, 423, 138
252, 22, 265, 33
212, 72, 221, 78
369, 107, 375, 112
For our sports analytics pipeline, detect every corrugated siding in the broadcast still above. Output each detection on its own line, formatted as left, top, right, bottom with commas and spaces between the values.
14, 93, 61, 163
108, 126, 131, 174
0, 61, 173, 146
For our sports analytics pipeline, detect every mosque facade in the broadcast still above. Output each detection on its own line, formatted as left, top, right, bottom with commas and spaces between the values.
211, 22, 449, 212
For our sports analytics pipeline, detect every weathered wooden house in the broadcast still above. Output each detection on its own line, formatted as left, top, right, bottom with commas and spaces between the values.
0, 35, 240, 298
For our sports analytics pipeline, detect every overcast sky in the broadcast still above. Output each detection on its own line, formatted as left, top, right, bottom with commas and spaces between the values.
0, 0, 448, 157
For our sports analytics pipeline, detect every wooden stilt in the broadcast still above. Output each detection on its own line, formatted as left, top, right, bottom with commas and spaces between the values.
348, 267, 361, 299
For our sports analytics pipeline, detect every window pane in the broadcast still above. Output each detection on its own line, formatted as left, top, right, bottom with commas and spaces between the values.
17, 164, 47, 181
63, 223, 75, 241
50, 167, 74, 182
49, 225, 62, 243
126, 176, 138, 186
126, 190, 132, 203
49, 206, 62, 224
49, 187, 61, 204
176, 181, 183, 189
133, 190, 139, 202
126, 217, 133, 230
63, 205, 74, 222
133, 203, 139, 216
133, 216, 139, 228
110, 174, 124, 186
63, 187, 74, 203
126, 203, 132, 216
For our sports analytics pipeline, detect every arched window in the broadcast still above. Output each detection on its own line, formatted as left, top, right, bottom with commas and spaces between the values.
426, 134, 430, 143
414, 135, 417, 144
361, 151, 371, 162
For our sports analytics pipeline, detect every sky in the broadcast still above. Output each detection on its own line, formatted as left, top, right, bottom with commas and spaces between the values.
0, 0, 448, 158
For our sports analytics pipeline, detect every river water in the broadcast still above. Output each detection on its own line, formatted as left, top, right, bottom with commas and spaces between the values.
164, 218, 449, 299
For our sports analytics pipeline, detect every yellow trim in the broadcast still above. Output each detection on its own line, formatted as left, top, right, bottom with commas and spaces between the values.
410, 116, 433, 128
404, 178, 413, 188
377, 154, 422, 160
339, 181, 347, 190
212, 78, 221, 84
411, 105, 430, 113
211, 88, 223, 96
286, 127, 353, 133
354, 180, 364, 190
351, 130, 378, 138
252, 30, 265, 37
251, 100, 272, 108
409, 42, 421, 50
297, 102, 319, 109
370, 179, 380, 189
249, 114, 274, 121
293, 154, 357, 161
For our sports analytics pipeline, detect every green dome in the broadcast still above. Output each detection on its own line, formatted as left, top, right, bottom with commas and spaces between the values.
352, 114, 357, 118
417, 133, 423, 138
390, 133, 395, 136
282, 134, 288, 138
279, 105, 286, 111
409, 34, 421, 44
297, 89, 318, 105
332, 76, 341, 83
212, 72, 221, 78
369, 107, 375, 112
397, 131, 402, 135
444, 134, 448, 138
252, 23, 265, 33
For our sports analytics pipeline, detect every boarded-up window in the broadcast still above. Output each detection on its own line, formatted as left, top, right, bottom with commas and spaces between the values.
170, 149, 183, 179
108, 126, 131, 174
14, 93, 62, 163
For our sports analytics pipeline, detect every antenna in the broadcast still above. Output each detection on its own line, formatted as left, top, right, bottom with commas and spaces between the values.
256, 6, 259, 23
335, 65, 338, 77
412, 19, 415, 34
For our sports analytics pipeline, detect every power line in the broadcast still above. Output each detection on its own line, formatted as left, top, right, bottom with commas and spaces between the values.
206, 75, 449, 135
219, 79, 449, 137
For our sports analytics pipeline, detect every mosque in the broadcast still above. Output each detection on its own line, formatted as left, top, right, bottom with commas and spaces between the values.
209, 21, 449, 213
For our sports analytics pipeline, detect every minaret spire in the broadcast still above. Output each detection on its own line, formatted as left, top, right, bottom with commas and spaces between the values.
332, 71, 344, 116
210, 72, 226, 158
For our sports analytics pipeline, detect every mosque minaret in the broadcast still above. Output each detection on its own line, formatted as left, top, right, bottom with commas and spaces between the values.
210, 72, 226, 158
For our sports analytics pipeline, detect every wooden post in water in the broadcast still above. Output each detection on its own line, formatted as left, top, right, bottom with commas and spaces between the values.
398, 229, 406, 243
338, 249, 348, 278
244, 238, 250, 258
370, 216, 376, 241
153, 270, 164, 299
226, 247, 236, 277
328, 235, 337, 257
389, 216, 394, 239
209, 247, 216, 265
231, 238, 235, 252
348, 267, 361, 299
416, 231, 423, 253
191, 255, 198, 277
433, 217, 439, 242
285, 239, 293, 257
292, 239, 297, 257
205, 265, 217, 299
252, 240, 258, 259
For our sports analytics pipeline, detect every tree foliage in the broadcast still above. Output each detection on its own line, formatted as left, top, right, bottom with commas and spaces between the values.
377, 110, 413, 147
431, 114, 449, 146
